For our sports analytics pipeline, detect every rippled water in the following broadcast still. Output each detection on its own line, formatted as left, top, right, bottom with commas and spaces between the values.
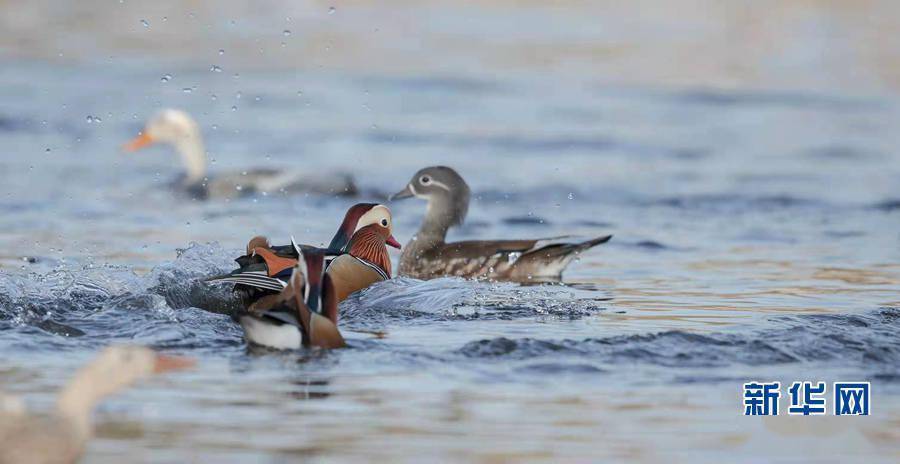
2, 1, 900, 462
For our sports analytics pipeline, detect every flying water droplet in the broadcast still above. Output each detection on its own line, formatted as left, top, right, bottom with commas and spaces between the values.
328, 6, 336, 15
231, 105, 237, 111
210, 65, 222, 72
140, 19, 150, 28
568, 192, 574, 200
283, 29, 291, 36
218, 49, 225, 55
161, 74, 172, 82
182, 87, 192, 93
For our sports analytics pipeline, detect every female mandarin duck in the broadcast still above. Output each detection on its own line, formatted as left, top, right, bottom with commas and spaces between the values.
0, 346, 192, 464
123, 109, 357, 199
208, 204, 400, 349
390, 166, 612, 282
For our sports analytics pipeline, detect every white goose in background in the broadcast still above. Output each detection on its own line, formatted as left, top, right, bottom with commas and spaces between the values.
123, 109, 358, 199
0, 346, 193, 464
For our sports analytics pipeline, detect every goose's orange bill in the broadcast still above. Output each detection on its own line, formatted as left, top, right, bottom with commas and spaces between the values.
153, 354, 196, 373
123, 133, 154, 152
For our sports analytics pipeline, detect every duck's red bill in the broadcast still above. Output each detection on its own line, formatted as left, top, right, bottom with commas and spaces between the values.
386, 235, 402, 249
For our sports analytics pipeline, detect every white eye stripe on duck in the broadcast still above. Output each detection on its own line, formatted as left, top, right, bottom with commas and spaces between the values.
353, 205, 392, 233
416, 177, 452, 192
430, 179, 452, 192
408, 181, 449, 198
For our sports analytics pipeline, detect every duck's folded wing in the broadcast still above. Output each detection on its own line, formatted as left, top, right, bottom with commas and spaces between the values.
446, 235, 610, 259
428, 235, 612, 278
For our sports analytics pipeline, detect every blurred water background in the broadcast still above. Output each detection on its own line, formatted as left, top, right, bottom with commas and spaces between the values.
1, 0, 899, 462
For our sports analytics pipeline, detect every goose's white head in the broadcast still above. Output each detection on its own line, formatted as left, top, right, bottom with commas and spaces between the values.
124, 109, 207, 182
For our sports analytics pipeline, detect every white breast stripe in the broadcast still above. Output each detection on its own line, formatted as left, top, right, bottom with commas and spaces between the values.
353, 257, 389, 280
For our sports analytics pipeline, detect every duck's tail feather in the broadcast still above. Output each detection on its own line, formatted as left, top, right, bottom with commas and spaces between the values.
517, 234, 613, 279
527, 234, 612, 258
575, 234, 613, 251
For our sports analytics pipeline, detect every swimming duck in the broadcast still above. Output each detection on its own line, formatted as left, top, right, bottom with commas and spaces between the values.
390, 166, 612, 281
207, 203, 400, 309
123, 109, 358, 199
234, 206, 399, 349
0, 346, 193, 464
238, 249, 346, 349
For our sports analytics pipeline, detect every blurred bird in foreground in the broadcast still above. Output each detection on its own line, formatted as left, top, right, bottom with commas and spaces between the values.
0, 346, 193, 464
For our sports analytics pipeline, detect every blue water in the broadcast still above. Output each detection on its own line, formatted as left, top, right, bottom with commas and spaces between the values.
2, 4, 900, 460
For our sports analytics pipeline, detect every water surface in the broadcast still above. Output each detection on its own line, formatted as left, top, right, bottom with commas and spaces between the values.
1, 1, 900, 462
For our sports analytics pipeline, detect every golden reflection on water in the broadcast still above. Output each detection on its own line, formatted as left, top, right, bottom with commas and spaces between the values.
569, 251, 900, 335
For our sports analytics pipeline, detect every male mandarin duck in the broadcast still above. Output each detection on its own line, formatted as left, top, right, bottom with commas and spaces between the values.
390, 166, 612, 282
207, 203, 400, 309
123, 109, 357, 199
238, 249, 346, 349
0, 346, 193, 464
231, 206, 399, 349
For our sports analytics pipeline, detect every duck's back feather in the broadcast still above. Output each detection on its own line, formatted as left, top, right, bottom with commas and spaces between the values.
400, 235, 612, 281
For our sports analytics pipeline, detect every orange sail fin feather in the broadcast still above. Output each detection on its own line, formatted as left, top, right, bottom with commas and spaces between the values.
251, 247, 298, 278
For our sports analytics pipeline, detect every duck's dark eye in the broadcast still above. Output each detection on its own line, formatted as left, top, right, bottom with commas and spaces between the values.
381, 219, 388, 227
420, 175, 431, 185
